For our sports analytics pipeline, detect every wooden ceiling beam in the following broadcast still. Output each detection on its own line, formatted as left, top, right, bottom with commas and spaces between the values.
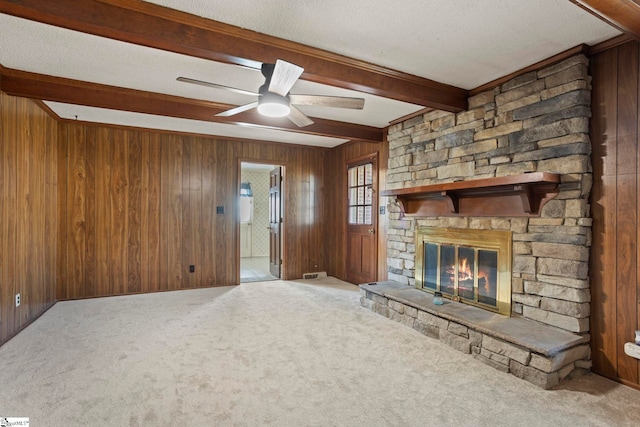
0, 0, 468, 111
0, 68, 383, 143
569, 0, 640, 40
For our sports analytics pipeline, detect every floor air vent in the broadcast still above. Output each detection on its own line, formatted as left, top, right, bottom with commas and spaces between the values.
303, 271, 327, 279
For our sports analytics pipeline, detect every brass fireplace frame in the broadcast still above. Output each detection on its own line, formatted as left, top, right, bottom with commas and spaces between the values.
415, 227, 512, 316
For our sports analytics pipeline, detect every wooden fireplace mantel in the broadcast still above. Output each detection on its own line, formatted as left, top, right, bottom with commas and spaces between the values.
380, 172, 561, 217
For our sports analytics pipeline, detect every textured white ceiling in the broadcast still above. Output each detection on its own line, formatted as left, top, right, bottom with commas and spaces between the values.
0, 1, 621, 146
0, 13, 421, 147
145, 0, 620, 89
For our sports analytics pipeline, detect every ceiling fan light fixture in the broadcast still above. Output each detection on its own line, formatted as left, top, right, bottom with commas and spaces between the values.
257, 92, 290, 118
180, 59, 362, 127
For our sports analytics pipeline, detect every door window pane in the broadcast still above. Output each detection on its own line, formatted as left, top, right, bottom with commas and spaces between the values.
349, 207, 357, 224
348, 162, 375, 225
349, 188, 358, 204
364, 206, 372, 224
365, 163, 373, 185
353, 168, 361, 187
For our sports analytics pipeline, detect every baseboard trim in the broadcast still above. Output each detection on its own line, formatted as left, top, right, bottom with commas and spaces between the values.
0, 300, 57, 348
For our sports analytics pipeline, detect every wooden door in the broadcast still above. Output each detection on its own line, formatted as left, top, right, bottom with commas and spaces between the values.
269, 167, 282, 278
347, 157, 378, 284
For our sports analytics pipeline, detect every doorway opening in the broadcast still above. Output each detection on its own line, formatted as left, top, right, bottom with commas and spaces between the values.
240, 162, 283, 283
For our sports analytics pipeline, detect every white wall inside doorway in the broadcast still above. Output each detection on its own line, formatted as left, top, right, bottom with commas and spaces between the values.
240, 164, 273, 257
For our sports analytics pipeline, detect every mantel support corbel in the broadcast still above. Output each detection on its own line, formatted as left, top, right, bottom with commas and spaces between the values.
514, 184, 536, 214
441, 191, 460, 214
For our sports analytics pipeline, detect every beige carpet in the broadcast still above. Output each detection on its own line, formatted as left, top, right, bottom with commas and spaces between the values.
0, 277, 638, 426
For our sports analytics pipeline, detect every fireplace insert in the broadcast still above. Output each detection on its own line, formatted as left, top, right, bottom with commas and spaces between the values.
416, 228, 512, 316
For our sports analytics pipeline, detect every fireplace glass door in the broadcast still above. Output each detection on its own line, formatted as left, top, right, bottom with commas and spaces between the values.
417, 228, 512, 316
424, 243, 498, 306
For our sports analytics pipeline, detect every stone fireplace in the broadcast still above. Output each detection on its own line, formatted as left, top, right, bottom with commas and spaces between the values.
360, 54, 593, 388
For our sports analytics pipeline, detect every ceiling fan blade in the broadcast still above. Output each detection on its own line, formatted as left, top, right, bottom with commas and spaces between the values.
289, 94, 365, 109
287, 105, 314, 127
215, 101, 259, 117
268, 59, 304, 96
177, 77, 258, 97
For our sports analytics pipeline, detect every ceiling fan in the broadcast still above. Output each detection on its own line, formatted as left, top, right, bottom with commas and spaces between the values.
177, 59, 365, 127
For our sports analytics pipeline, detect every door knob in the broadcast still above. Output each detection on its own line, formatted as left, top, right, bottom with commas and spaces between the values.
368, 228, 375, 234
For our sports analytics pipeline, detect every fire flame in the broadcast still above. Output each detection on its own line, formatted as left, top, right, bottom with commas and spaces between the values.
458, 257, 472, 281
444, 258, 493, 296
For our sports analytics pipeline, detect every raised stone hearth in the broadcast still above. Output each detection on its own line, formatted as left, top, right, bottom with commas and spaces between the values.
360, 281, 590, 389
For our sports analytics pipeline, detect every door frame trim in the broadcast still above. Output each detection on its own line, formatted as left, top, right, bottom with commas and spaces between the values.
237, 158, 287, 284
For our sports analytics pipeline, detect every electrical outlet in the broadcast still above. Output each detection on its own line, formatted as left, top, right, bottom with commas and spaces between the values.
15, 293, 20, 307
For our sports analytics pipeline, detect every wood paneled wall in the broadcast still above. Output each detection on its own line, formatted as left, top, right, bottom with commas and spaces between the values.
590, 40, 640, 389
0, 93, 57, 345
324, 140, 386, 281
1, 92, 386, 335
57, 122, 327, 299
